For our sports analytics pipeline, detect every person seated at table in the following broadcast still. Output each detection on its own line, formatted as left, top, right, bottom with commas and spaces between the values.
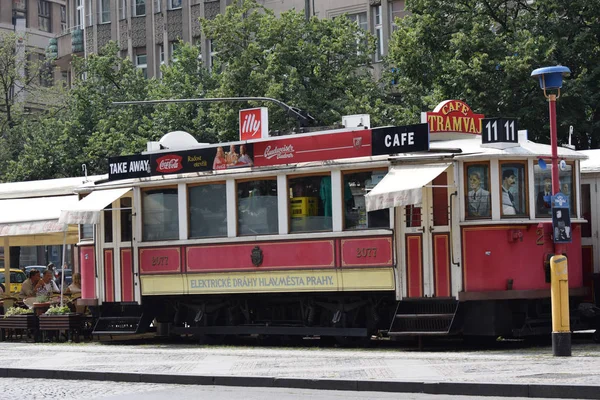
66, 273, 81, 294
20, 270, 41, 297
35, 270, 59, 295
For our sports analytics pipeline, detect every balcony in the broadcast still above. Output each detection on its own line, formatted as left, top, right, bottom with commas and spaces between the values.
51, 28, 85, 70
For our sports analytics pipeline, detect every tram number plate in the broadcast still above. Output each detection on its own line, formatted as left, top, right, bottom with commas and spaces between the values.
152, 256, 169, 266
482, 118, 518, 144
536, 228, 545, 245
356, 248, 378, 258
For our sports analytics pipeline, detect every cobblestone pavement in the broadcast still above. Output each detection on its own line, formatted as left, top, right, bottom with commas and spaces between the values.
0, 341, 599, 386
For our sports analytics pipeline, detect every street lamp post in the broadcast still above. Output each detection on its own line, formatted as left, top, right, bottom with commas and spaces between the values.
531, 66, 572, 357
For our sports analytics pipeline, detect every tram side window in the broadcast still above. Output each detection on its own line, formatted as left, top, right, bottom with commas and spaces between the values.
534, 163, 575, 218
238, 179, 278, 235
189, 183, 227, 238
121, 197, 133, 242
142, 188, 179, 241
104, 208, 113, 243
465, 163, 491, 219
288, 175, 333, 233
500, 162, 528, 218
343, 170, 389, 229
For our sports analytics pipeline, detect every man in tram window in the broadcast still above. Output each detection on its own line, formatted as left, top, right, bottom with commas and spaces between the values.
536, 177, 552, 215
501, 169, 518, 215
467, 171, 490, 217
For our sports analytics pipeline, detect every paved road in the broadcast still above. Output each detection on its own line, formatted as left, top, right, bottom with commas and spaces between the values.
0, 378, 577, 400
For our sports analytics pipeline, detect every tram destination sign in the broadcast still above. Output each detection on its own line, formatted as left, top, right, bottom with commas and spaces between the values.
371, 123, 430, 155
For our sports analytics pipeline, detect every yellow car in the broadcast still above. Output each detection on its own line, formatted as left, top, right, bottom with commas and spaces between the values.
0, 269, 27, 294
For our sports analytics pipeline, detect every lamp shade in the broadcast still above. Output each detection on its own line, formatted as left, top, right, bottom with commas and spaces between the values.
531, 66, 571, 90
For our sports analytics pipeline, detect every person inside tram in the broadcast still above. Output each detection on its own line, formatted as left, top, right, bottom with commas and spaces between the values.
502, 169, 518, 215
19, 270, 41, 297
213, 146, 227, 170
536, 177, 552, 215
467, 171, 490, 217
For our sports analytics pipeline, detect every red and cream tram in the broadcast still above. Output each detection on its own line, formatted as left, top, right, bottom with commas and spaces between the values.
53, 100, 593, 341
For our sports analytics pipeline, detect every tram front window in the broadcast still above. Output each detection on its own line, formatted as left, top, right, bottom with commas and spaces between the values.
237, 179, 278, 236
500, 162, 528, 218
343, 170, 389, 229
534, 163, 575, 218
189, 183, 227, 238
142, 188, 179, 241
288, 175, 333, 233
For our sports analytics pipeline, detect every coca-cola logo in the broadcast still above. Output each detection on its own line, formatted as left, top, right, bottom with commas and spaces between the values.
264, 144, 295, 160
156, 155, 183, 173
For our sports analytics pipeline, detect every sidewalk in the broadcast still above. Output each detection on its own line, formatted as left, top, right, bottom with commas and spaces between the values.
1, 339, 599, 398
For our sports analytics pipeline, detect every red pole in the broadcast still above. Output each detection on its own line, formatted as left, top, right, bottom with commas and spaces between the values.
548, 94, 559, 196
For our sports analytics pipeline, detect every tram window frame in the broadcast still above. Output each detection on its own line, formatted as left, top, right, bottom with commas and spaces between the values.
188, 181, 228, 239
342, 168, 390, 230
141, 186, 179, 242
499, 161, 529, 218
237, 177, 278, 236
104, 207, 113, 243
288, 172, 333, 233
464, 162, 492, 220
120, 197, 133, 242
533, 161, 576, 218
78, 192, 94, 241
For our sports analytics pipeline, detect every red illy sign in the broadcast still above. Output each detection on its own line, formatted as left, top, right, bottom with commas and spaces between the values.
425, 100, 484, 135
239, 107, 269, 141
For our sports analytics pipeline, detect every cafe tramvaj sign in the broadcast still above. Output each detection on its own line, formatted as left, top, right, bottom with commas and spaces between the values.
424, 100, 485, 135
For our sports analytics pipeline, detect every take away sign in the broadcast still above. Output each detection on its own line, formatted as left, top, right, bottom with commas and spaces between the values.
239, 107, 269, 141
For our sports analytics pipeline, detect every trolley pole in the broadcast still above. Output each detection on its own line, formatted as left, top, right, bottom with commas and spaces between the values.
531, 66, 572, 356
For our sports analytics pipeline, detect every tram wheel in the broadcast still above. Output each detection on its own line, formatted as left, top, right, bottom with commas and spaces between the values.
593, 330, 600, 344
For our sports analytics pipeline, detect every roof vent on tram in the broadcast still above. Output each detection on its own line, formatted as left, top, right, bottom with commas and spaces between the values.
147, 130, 209, 152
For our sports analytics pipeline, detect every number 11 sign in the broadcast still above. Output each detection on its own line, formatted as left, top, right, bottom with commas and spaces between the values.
481, 118, 519, 147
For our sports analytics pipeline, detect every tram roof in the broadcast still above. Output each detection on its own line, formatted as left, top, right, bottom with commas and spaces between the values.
580, 149, 600, 173
0, 175, 106, 200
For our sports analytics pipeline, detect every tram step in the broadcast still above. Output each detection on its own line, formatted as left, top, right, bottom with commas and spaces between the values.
388, 331, 450, 336
394, 313, 454, 319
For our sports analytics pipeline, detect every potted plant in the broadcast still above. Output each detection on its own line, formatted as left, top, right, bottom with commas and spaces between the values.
0, 306, 38, 333
39, 304, 82, 341
32, 293, 52, 316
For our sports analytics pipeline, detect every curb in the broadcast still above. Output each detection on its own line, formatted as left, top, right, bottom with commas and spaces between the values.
0, 368, 599, 399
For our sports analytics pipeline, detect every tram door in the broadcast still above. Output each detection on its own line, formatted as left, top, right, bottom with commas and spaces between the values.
581, 176, 600, 300
102, 195, 136, 303
403, 171, 452, 298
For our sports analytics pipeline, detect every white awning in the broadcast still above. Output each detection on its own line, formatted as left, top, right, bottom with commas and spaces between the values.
0, 195, 79, 236
59, 187, 132, 225
365, 163, 451, 212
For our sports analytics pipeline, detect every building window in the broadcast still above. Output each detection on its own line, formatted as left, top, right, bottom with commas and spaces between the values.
133, 0, 146, 16
38, 0, 51, 32
373, 5, 383, 61
154, 0, 161, 12
238, 179, 278, 236
136, 53, 147, 78
500, 162, 528, 218
534, 162, 575, 218
38, 55, 53, 87
120, 197, 133, 242
208, 39, 217, 71
465, 163, 491, 219
347, 12, 367, 32
168, 0, 182, 9
119, 0, 127, 19
75, 0, 84, 29
142, 188, 179, 241
389, 0, 408, 32
100, 0, 111, 23
85, 0, 93, 25
289, 175, 333, 233
170, 41, 180, 62
343, 170, 389, 230
189, 183, 227, 238
60, 5, 67, 32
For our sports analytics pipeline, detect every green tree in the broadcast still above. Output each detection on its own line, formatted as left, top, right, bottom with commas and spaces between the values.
201, 0, 395, 141
386, 0, 600, 148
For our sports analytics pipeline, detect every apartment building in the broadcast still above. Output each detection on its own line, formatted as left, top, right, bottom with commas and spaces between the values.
0, 0, 67, 102
51, 0, 406, 80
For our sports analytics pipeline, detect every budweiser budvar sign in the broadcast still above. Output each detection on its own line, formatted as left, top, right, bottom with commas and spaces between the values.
156, 155, 183, 173
263, 144, 295, 160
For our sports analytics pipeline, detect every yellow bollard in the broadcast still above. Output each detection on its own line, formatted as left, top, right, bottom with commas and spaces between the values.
550, 255, 571, 356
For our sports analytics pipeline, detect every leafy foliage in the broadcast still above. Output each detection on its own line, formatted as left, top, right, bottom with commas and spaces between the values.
3, 307, 33, 317
386, 0, 600, 148
44, 305, 71, 315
